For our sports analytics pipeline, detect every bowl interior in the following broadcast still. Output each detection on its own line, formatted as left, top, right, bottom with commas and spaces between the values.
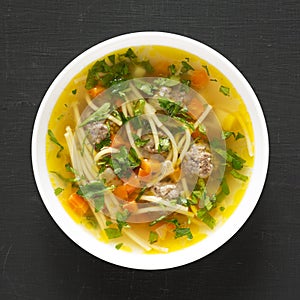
32, 32, 269, 270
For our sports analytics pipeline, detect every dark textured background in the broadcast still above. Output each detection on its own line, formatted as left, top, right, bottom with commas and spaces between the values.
1, 0, 300, 299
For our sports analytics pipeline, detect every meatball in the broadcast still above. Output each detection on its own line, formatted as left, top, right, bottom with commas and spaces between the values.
182, 144, 213, 178
85, 122, 108, 144
152, 183, 180, 200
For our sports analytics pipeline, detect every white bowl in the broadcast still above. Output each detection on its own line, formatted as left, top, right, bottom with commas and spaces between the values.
32, 32, 269, 270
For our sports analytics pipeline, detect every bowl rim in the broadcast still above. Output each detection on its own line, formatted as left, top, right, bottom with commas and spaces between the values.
32, 31, 269, 270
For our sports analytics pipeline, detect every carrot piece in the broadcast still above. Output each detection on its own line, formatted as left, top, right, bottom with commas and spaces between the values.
67, 193, 89, 217
190, 69, 209, 89
153, 61, 169, 76
113, 185, 128, 200
88, 85, 105, 98
125, 184, 137, 195
188, 97, 204, 119
138, 168, 150, 178
140, 159, 151, 174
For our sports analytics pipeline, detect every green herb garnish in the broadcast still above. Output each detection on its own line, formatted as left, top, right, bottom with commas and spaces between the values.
112, 146, 140, 179
202, 65, 210, 76
230, 170, 248, 182
197, 208, 216, 229
72, 89, 77, 95
174, 227, 193, 239
104, 228, 122, 239
116, 210, 130, 231
48, 129, 64, 158
54, 187, 64, 196
115, 243, 123, 250
133, 134, 150, 147
149, 215, 166, 226
95, 137, 111, 151
158, 136, 171, 153
149, 231, 158, 244
219, 85, 230, 96
79, 180, 113, 212
181, 60, 194, 73
79, 103, 111, 127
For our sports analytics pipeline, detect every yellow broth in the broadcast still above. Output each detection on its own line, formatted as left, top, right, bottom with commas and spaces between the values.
46, 46, 254, 253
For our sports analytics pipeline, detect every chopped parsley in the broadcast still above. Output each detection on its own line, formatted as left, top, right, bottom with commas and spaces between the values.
149, 231, 158, 244
197, 208, 216, 229
95, 136, 111, 151
168, 64, 177, 76
78, 180, 113, 212
104, 228, 122, 239
158, 136, 171, 153
72, 89, 77, 95
112, 146, 140, 179
115, 243, 123, 250
133, 134, 150, 147
202, 65, 210, 76
230, 169, 248, 182
48, 129, 64, 158
85, 48, 153, 89
79, 103, 111, 127
181, 60, 194, 73
116, 210, 130, 231
54, 187, 64, 196
219, 85, 230, 96
174, 227, 193, 239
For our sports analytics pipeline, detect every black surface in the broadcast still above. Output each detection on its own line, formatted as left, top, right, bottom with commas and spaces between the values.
1, 0, 300, 299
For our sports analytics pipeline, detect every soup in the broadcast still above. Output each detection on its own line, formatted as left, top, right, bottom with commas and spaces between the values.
46, 46, 254, 253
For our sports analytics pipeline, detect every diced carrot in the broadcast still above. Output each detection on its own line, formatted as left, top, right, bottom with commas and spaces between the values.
190, 69, 209, 89
153, 61, 170, 76
140, 159, 151, 174
67, 193, 89, 217
113, 185, 128, 200
123, 201, 138, 213
166, 222, 177, 231
188, 97, 204, 119
88, 85, 105, 98
191, 129, 208, 141
138, 168, 150, 178
124, 184, 137, 195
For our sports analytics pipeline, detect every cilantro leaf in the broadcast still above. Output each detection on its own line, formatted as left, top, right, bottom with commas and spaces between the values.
197, 208, 216, 229
115, 243, 123, 250
116, 210, 130, 231
174, 228, 193, 239
149, 231, 158, 244
133, 79, 154, 96
181, 60, 194, 73
235, 132, 245, 140
221, 178, 230, 195
79, 103, 111, 127
104, 228, 122, 239
219, 85, 230, 96
79, 180, 112, 212
230, 170, 248, 182
133, 134, 150, 147
48, 129, 64, 158
54, 187, 64, 196
168, 64, 177, 75
95, 137, 111, 152
158, 136, 171, 153
149, 215, 166, 226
